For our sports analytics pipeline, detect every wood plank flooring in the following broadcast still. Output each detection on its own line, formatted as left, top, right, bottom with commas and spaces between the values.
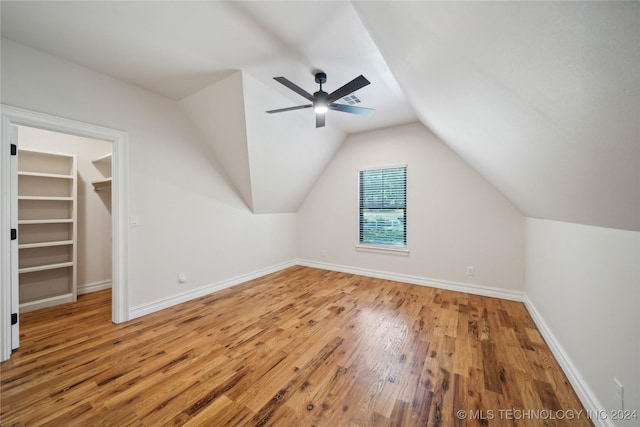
1, 266, 592, 426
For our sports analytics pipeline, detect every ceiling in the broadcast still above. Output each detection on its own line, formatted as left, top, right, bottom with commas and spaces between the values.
354, 1, 640, 231
0, 1, 416, 134
2, 1, 639, 229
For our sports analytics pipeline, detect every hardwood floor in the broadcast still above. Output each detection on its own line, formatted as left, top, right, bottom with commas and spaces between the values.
1, 266, 592, 426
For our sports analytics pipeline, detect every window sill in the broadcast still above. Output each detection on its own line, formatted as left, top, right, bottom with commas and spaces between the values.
355, 244, 410, 256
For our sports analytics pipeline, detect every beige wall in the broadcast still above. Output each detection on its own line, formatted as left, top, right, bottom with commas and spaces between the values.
297, 122, 525, 291
2, 39, 297, 308
18, 125, 112, 289
526, 218, 640, 423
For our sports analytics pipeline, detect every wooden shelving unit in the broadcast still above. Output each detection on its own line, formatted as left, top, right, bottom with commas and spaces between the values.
91, 153, 112, 191
18, 148, 77, 313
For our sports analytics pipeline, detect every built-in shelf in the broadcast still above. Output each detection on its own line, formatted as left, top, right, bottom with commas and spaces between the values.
19, 240, 73, 249
19, 261, 74, 274
92, 153, 112, 164
20, 293, 74, 312
19, 219, 73, 225
18, 148, 77, 312
92, 177, 112, 191
91, 152, 112, 192
18, 196, 73, 201
18, 171, 73, 180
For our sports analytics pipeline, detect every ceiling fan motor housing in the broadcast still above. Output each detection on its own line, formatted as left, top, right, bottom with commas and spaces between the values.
315, 72, 327, 85
313, 90, 329, 111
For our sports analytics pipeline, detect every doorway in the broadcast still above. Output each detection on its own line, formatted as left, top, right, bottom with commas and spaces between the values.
16, 125, 113, 315
1, 105, 129, 361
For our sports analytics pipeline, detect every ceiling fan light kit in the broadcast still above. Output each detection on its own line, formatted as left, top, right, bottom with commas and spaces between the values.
313, 104, 328, 114
266, 72, 375, 128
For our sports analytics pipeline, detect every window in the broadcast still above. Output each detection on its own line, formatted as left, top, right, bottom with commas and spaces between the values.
359, 166, 407, 248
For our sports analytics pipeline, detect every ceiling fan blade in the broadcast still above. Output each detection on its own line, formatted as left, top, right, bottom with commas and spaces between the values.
330, 103, 375, 116
327, 75, 370, 102
273, 77, 314, 101
316, 113, 326, 128
266, 104, 312, 114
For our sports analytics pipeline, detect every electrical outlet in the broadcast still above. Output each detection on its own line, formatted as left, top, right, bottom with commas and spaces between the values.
178, 273, 186, 284
466, 266, 475, 276
614, 378, 624, 410
321, 249, 327, 257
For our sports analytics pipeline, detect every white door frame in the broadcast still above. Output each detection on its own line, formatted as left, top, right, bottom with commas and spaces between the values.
1, 105, 130, 361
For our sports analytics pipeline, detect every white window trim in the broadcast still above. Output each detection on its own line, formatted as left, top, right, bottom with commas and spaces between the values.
356, 244, 410, 256
356, 164, 408, 254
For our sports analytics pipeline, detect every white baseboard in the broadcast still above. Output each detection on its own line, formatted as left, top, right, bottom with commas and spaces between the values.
523, 296, 613, 427
130, 259, 523, 321
128, 260, 297, 320
296, 259, 525, 302
77, 280, 112, 295
20, 293, 74, 313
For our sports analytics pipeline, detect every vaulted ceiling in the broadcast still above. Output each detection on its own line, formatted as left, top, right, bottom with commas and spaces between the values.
2, 1, 638, 229
354, 1, 640, 231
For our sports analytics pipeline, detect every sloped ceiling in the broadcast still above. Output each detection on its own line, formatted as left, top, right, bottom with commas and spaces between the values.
0, 1, 415, 133
179, 71, 346, 214
1, 1, 638, 228
354, 1, 640, 231
0, 0, 416, 214
178, 72, 255, 211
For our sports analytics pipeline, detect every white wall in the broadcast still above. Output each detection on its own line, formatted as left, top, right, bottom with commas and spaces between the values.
17, 125, 112, 290
179, 71, 346, 214
526, 218, 640, 425
241, 72, 346, 214
1, 39, 297, 310
298, 122, 525, 292
179, 72, 254, 211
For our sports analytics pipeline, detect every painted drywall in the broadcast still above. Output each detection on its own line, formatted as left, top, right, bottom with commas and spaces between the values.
354, 2, 640, 232
298, 122, 525, 291
526, 218, 640, 424
17, 125, 112, 289
1, 38, 297, 309
241, 72, 346, 213
180, 71, 347, 214
178, 72, 254, 211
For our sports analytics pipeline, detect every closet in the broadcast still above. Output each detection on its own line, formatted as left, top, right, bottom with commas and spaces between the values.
16, 126, 113, 313
91, 153, 112, 191
18, 149, 77, 311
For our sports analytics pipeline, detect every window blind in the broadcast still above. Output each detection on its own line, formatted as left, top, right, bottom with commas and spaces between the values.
359, 166, 407, 247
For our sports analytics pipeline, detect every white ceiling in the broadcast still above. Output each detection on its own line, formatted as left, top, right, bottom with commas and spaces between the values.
2, 1, 638, 229
354, 1, 640, 231
0, 1, 416, 134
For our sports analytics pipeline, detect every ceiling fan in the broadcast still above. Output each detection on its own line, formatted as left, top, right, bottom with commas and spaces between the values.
266, 72, 375, 128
